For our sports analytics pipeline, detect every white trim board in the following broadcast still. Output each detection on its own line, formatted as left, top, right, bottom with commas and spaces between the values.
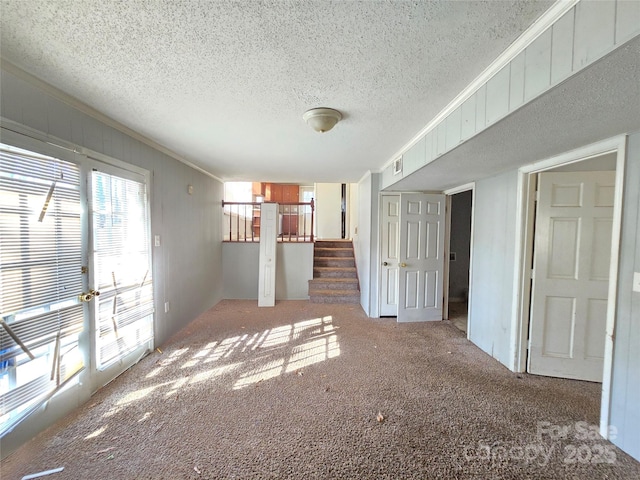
444, 182, 475, 196
512, 135, 627, 441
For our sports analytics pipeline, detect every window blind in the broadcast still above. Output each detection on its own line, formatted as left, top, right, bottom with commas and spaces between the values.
0, 144, 84, 435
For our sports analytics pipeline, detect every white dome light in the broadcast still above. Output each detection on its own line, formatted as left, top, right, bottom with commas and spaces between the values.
303, 108, 342, 133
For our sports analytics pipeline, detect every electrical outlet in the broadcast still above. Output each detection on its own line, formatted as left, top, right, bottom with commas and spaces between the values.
154, 235, 161, 247
633, 272, 640, 293
164, 302, 170, 313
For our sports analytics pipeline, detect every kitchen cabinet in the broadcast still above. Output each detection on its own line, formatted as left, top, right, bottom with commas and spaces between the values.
247, 183, 303, 238
260, 183, 300, 236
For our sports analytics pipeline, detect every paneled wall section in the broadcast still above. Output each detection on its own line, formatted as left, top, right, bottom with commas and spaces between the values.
382, 0, 640, 189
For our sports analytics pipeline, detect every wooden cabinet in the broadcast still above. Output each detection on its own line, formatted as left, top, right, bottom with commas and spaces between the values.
252, 182, 264, 196
266, 183, 283, 202
261, 183, 300, 236
248, 183, 300, 238
262, 183, 299, 204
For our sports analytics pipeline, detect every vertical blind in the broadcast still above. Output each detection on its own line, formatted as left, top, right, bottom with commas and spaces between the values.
91, 171, 153, 369
0, 144, 84, 434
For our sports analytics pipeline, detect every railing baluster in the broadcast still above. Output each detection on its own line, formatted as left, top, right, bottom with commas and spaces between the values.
243, 204, 247, 241
227, 202, 231, 241
222, 200, 314, 243
303, 204, 307, 241
310, 198, 314, 243
251, 204, 255, 241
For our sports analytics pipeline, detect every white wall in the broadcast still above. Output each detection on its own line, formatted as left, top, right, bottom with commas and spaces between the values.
354, 175, 372, 315
348, 182, 359, 239
222, 243, 313, 300
0, 65, 224, 456
468, 170, 519, 367
609, 131, 640, 460
353, 172, 381, 316
315, 182, 342, 239
222, 243, 260, 298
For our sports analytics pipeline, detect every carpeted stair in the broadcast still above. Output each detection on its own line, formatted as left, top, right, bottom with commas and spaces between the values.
309, 239, 360, 304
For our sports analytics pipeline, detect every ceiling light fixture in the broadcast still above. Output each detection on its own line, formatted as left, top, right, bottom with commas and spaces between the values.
303, 107, 342, 133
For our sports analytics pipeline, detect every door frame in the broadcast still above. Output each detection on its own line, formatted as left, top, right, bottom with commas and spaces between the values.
513, 135, 627, 440
85, 158, 155, 393
443, 182, 475, 338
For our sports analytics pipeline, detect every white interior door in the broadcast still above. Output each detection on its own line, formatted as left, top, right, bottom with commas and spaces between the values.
258, 203, 277, 307
397, 193, 445, 322
380, 195, 400, 316
528, 171, 615, 381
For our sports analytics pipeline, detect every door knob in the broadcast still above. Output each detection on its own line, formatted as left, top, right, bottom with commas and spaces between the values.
400, 262, 407, 267
79, 289, 100, 302
78, 293, 93, 302
383, 261, 390, 266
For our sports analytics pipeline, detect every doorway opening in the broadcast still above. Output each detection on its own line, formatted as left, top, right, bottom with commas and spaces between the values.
527, 154, 617, 383
341, 183, 346, 239
446, 189, 473, 334
515, 136, 626, 440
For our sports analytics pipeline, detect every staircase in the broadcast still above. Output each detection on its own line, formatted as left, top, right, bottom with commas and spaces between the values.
309, 240, 360, 304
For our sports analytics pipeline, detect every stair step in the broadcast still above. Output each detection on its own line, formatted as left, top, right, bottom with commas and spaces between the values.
309, 279, 360, 295
315, 240, 353, 249
314, 256, 355, 267
309, 240, 359, 303
314, 247, 354, 258
309, 278, 360, 291
309, 289, 360, 304
313, 267, 357, 278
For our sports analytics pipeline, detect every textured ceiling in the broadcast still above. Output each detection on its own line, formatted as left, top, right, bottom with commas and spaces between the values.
0, 0, 554, 183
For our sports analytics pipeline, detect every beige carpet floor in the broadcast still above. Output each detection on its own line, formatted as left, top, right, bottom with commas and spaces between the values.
2, 300, 639, 479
